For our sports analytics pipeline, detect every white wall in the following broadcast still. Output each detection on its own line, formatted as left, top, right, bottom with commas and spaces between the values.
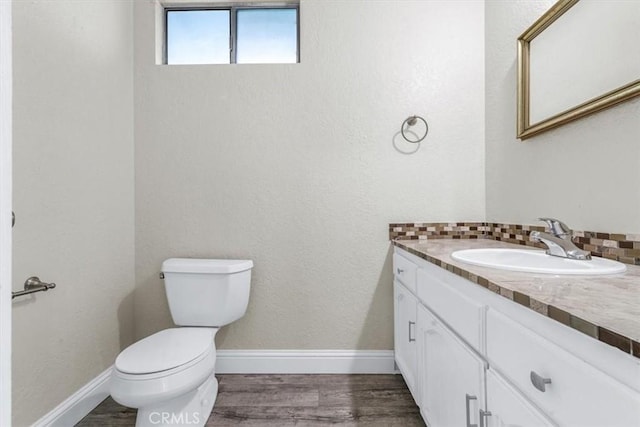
12, 1, 135, 425
133, 0, 486, 349
485, 0, 640, 233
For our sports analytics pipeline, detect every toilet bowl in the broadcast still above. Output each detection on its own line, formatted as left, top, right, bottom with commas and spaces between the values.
110, 258, 253, 427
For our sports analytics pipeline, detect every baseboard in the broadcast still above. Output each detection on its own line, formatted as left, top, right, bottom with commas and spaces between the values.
32, 366, 112, 427
216, 350, 396, 374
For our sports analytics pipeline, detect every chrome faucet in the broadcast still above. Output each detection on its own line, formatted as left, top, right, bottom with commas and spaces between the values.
530, 218, 591, 260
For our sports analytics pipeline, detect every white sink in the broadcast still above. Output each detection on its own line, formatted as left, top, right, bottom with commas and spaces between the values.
451, 248, 627, 275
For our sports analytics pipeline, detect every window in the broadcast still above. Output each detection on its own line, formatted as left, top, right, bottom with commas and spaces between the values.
167, 10, 230, 64
165, 5, 299, 65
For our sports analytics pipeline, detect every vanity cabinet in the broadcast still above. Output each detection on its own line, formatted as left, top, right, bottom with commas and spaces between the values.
393, 246, 640, 427
394, 279, 418, 398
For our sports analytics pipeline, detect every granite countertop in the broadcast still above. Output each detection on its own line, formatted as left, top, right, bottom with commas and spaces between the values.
393, 238, 640, 358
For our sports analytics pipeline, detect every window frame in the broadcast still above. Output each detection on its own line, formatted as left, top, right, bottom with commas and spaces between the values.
164, 3, 300, 65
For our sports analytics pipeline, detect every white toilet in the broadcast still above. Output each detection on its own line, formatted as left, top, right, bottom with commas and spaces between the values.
110, 258, 253, 427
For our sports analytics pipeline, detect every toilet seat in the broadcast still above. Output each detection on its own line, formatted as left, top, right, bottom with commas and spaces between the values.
111, 328, 218, 408
116, 327, 216, 375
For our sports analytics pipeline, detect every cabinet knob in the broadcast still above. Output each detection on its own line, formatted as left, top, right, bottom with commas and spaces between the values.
396, 267, 404, 274
530, 371, 552, 392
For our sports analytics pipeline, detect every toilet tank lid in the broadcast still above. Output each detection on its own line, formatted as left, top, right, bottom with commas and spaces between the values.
162, 258, 253, 274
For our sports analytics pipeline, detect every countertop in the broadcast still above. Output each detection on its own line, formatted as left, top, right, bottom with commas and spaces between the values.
393, 238, 640, 358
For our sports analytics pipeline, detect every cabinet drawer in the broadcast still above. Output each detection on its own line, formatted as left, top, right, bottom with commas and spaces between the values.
487, 309, 640, 427
417, 267, 484, 352
393, 252, 417, 293
486, 368, 554, 427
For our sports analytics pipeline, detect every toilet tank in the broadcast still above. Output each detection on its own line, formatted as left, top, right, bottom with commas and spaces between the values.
161, 258, 253, 327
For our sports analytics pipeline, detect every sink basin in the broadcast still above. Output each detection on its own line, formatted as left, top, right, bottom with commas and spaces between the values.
451, 248, 627, 275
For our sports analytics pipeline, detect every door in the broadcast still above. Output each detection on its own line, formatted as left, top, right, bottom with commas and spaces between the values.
0, 0, 12, 424
419, 303, 485, 427
394, 280, 418, 399
486, 368, 555, 427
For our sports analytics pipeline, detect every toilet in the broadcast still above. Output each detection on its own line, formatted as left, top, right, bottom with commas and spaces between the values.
110, 258, 253, 427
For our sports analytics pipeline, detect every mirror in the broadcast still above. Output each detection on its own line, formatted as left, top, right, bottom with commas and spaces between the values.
517, 0, 640, 140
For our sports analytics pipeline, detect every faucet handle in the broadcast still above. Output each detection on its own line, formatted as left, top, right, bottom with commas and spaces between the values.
538, 218, 572, 237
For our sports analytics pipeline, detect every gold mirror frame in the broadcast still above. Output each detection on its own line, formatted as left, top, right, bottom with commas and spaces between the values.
517, 0, 640, 140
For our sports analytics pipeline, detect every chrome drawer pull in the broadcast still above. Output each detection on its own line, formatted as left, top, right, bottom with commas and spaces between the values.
530, 371, 552, 392
396, 267, 404, 274
479, 410, 492, 427
465, 394, 478, 427
408, 321, 416, 342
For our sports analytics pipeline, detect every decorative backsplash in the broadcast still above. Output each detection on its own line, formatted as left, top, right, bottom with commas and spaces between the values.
389, 222, 640, 266
388, 222, 487, 240
484, 223, 546, 248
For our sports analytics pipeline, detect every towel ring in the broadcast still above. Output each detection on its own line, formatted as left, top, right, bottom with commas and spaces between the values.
401, 115, 428, 143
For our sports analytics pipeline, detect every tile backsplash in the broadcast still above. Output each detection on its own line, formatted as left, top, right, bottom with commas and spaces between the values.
389, 222, 640, 266
388, 222, 487, 240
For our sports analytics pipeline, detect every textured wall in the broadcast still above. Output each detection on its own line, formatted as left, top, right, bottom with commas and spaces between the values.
12, 1, 135, 425
133, 0, 486, 349
485, 0, 640, 233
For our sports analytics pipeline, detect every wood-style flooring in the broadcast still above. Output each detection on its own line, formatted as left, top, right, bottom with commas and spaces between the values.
77, 374, 425, 426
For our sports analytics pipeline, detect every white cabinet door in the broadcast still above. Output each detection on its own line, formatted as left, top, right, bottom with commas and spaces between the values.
418, 303, 485, 427
486, 368, 555, 427
394, 280, 418, 399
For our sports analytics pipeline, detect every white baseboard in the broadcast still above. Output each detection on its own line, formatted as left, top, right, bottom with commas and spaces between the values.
32, 366, 112, 427
216, 350, 396, 374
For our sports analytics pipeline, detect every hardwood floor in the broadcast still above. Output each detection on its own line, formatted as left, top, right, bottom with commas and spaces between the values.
77, 374, 425, 426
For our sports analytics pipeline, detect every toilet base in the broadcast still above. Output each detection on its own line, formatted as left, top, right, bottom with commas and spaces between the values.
135, 372, 218, 427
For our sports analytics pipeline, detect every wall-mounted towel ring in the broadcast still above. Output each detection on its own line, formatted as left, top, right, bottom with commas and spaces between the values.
401, 115, 428, 143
